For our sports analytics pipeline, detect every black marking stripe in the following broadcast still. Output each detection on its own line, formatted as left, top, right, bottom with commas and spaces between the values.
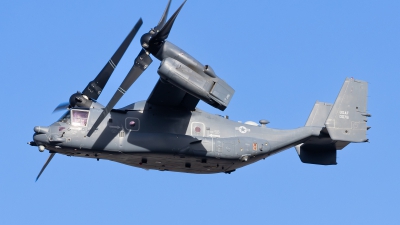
118, 87, 126, 94
109, 59, 116, 68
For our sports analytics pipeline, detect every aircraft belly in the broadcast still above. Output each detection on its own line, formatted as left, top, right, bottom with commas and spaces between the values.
106, 152, 268, 174
107, 153, 236, 174
48, 144, 270, 174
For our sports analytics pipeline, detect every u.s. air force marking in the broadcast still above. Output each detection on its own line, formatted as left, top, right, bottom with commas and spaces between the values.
235, 126, 250, 134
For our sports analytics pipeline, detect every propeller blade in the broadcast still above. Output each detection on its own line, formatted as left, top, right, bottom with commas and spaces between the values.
87, 49, 153, 137
82, 18, 143, 100
150, 0, 186, 45
154, 0, 172, 32
52, 102, 69, 113
36, 152, 56, 182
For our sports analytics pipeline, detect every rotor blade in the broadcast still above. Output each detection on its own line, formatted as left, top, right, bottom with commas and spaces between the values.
36, 152, 56, 182
87, 49, 153, 137
52, 102, 69, 113
154, 0, 172, 32
150, 0, 186, 45
82, 18, 143, 100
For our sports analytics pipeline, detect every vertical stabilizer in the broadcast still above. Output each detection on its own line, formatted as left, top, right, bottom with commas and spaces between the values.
325, 78, 369, 142
305, 101, 333, 127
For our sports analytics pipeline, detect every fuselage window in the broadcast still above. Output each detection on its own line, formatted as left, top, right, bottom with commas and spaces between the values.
71, 110, 89, 127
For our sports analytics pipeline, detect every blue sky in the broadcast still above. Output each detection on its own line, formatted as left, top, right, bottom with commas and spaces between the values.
1, 0, 399, 224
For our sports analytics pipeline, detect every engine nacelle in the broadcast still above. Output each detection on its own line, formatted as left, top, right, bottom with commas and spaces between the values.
155, 41, 206, 76
157, 57, 234, 110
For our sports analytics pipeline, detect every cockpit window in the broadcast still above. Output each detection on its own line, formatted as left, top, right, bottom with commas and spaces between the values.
58, 111, 71, 123
71, 109, 89, 127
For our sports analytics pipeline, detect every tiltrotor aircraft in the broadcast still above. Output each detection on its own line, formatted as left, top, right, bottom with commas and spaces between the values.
29, 0, 370, 180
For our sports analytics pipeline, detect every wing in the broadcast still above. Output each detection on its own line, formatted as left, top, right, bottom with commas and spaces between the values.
146, 78, 199, 111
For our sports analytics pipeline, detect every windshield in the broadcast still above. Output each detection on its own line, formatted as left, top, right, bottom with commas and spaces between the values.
71, 109, 89, 127
58, 111, 71, 124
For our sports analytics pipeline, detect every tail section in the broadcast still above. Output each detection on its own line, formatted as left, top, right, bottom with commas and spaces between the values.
325, 78, 369, 142
304, 101, 333, 127
295, 78, 370, 165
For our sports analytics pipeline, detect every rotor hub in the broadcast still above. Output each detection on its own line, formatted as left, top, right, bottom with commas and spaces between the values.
69, 93, 92, 108
140, 33, 152, 49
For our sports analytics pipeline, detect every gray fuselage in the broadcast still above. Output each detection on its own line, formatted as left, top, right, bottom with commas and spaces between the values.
33, 100, 321, 174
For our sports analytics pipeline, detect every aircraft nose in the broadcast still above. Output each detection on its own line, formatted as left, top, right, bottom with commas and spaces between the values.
33, 133, 48, 144
31, 133, 48, 152
33, 126, 50, 146
34, 126, 49, 134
